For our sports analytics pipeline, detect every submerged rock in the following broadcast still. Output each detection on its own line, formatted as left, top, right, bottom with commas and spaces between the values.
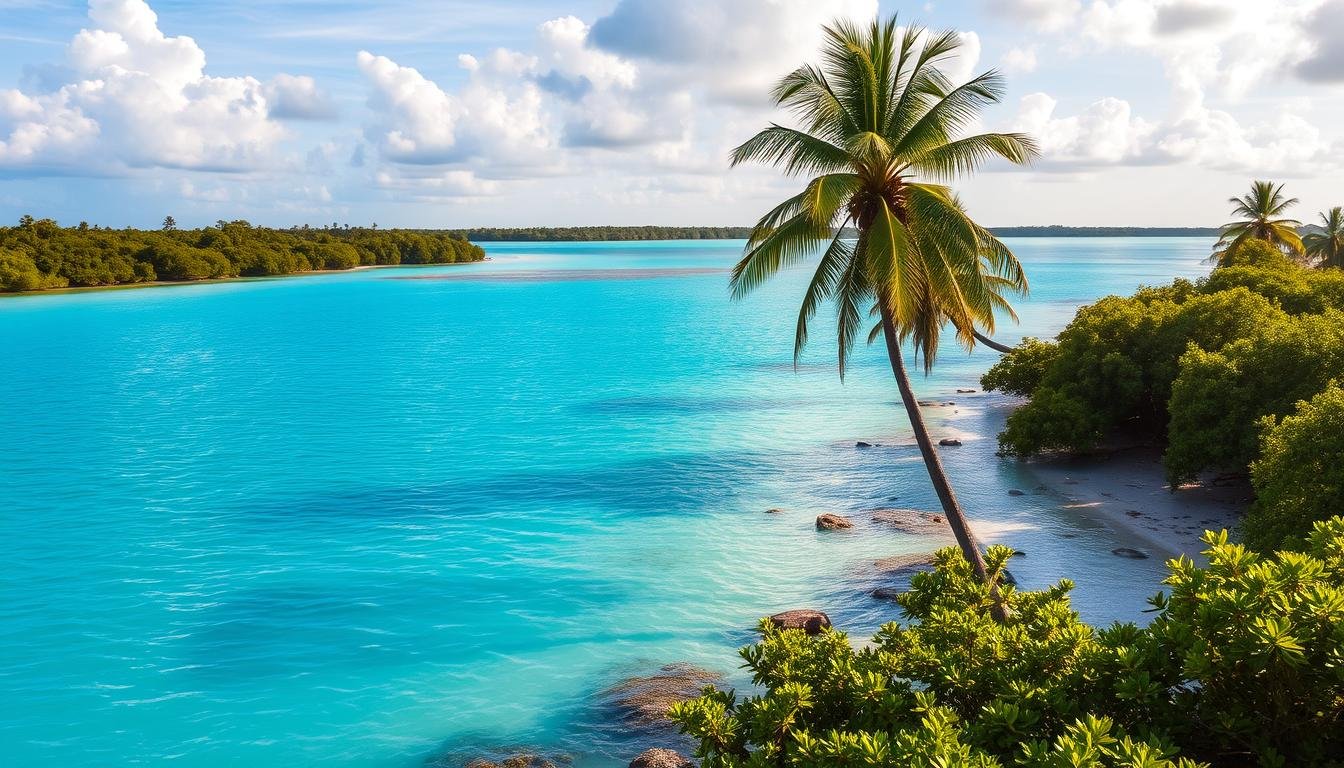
768, 609, 832, 634
764, 507, 784, 514
1001, 569, 1018, 587
870, 508, 947, 535
855, 441, 875, 448
874, 552, 936, 572
428, 748, 570, 768
1111, 547, 1149, 559
629, 749, 695, 768
871, 587, 903, 601
957, 388, 976, 394
603, 663, 721, 727
939, 438, 963, 447
1008, 489, 1026, 496
816, 513, 854, 530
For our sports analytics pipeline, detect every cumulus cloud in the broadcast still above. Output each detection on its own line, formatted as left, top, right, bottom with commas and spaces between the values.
1000, 45, 1039, 74
265, 74, 337, 120
990, 0, 1342, 176
588, 0, 879, 104
0, 0, 333, 174
1013, 93, 1155, 168
1297, 0, 1344, 83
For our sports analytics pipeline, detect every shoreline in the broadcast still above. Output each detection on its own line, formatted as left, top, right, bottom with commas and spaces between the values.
1016, 444, 1248, 561
938, 394, 1249, 564
0, 259, 486, 300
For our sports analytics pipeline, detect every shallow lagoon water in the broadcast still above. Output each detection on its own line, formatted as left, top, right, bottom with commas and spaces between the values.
1, 238, 1212, 766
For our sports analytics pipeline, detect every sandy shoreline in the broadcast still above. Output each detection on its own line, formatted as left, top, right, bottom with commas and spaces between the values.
1016, 445, 1249, 561
933, 394, 1250, 563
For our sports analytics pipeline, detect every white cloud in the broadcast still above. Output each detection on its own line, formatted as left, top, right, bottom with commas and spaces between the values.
265, 74, 337, 120
1298, 0, 1344, 83
1013, 93, 1155, 167
1000, 45, 1038, 75
0, 0, 335, 174
994, 0, 1342, 176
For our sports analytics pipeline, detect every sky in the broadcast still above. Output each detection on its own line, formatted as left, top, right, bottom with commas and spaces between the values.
0, 0, 1341, 228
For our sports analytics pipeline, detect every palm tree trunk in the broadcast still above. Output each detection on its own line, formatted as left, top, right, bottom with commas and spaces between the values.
973, 330, 1014, 354
878, 299, 1007, 621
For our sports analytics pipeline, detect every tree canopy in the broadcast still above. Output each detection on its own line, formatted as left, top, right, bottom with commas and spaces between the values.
0, 218, 485, 293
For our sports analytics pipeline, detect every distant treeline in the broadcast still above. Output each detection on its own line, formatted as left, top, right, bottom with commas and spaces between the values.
446, 226, 759, 241
446, 225, 1222, 241
989, 225, 1220, 237
0, 217, 484, 293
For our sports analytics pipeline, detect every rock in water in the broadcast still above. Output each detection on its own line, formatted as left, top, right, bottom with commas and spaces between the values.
1111, 547, 1149, 559
871, 587, 903, 601
815, 513, 854, 530
939, 438, 963, 447
957, 388, 976, 393
764, 507, 783, 514
629, 749, 695, 768
870, 508, 947, 535
429, 749, 570, 768
855, 441, 874, 448
768, 609, 831, 634
1008, 489, 1025, 496
603, 663, 721, 727
874, 552, 936, 572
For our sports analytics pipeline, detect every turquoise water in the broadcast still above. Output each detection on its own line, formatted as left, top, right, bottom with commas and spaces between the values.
1, 238, 1213, 767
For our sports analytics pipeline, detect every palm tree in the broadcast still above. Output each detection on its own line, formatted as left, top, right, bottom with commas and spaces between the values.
1213, 181, 1304, 262
729, 16, 1036, 600
1304, 207, 1344, 269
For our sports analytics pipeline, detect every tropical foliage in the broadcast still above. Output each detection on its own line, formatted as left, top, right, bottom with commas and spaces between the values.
672, 517, 1344, 767
725, 14, 1036, 590
1305, 207, 1344, 269
0, 217, 484, 293
1243, 384, 1344, 552
983, 232, 1344, 549
1212, 181, 1304, 262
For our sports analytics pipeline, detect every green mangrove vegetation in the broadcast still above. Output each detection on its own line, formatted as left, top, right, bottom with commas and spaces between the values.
0, 217, 484, 293
672, 517, 1344, 767
983, 182, 1344, 553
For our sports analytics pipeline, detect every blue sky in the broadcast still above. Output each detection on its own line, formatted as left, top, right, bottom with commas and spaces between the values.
1, 0, 1341, 228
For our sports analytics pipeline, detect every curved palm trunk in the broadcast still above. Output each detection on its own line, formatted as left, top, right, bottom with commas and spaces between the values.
878, 299, 1007, 622
973, 330, 1015, 354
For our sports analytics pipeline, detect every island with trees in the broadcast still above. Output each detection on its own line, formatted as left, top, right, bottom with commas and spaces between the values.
0, 218, 485, 293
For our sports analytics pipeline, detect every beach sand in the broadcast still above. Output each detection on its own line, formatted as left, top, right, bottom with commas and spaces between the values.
1011, 445, 1249, 561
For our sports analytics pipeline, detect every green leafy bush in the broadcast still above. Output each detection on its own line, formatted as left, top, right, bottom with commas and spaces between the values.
672, 520, 1344, 767
1165, 310, 1344, 484
986, 287, 1281, 456
0, 217, 486, 292
1244, 385, 1344, 552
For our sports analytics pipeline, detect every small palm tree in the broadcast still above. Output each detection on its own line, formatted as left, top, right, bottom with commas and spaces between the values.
1304, 207, 1344, 269
729, 16, 1036, 598
1213, 181, 1304, 262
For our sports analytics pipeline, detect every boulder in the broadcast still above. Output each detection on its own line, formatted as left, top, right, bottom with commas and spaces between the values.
871, 587, 903, 601
603, 663, 721, 727
939, 438, 963, 447
433, 750, 569, 768
855, 441, 875, 448
1007, 489, 1026, 496
1111, 547, 1149, 559
870, 508, 947, 535
816, 513, 854, 530
874, 552, 936, 572
629, 749, 695, 768
768, 609, 832, 634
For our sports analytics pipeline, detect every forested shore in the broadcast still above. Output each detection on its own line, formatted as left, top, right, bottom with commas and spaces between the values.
447, 225, 1221, 241
0, 218, 484, 293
